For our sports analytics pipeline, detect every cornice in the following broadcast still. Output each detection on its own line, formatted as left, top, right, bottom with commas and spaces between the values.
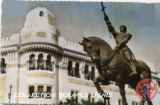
1, 42, 91, 62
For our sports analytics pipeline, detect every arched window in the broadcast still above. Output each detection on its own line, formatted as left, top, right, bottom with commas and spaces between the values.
75, 62, 80, 78
29, 85, 34, 98
46, 54, 52, 71
0, 58, 6, 73
39, 11, 44, 17
84, 64, 89, 80
90, 66, 95, 80
68, 61, 73, 76
29, 54, 35, 70
46, 86, 52, 99
37, 85, 44, 98
37, 53, 44, 70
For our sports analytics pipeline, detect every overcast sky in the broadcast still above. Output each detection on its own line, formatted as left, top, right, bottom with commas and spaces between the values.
2, 0, 160, 71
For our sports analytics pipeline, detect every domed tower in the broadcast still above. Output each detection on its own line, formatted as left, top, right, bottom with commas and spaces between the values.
18, 7, 62, 104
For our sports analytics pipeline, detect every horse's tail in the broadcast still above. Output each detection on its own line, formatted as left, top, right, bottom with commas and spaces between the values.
137, 60, 152, 79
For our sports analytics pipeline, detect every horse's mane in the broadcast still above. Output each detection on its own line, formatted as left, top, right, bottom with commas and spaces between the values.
87, 36, 113, 50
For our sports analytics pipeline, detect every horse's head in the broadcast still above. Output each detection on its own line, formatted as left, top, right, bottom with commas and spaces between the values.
79, 36, 113, 61
79, 37, 99, 60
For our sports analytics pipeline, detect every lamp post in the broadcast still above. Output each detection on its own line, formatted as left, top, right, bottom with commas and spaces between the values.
55, 48, 63, 105
8, 85, 12, 103
55, 56, 60, 105
16, 32, 21, 103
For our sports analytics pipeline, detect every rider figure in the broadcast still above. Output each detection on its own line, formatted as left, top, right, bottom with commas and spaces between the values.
101, 2, 137, 77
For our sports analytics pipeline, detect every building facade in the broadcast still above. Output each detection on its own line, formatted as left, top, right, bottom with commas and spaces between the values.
0, 7, 159, 105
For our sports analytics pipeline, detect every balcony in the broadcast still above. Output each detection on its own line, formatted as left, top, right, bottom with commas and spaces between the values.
27, 60, 55, 78
28, 60, 54, 72
68, 76, 94, 87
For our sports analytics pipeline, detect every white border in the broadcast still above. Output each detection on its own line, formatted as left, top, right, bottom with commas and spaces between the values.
12, 0, 160, 3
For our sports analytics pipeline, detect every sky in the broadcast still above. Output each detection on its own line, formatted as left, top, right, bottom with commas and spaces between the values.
2, 0, 160, 71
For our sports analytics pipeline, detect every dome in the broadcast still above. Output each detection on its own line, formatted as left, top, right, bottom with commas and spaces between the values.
20, 7, 59, 44
21, 7, 56, 34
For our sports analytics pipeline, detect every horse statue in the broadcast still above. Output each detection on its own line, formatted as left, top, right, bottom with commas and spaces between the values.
79, 36, 153, 105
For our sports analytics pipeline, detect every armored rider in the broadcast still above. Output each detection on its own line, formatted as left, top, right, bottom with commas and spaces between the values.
101, 2, 137, 77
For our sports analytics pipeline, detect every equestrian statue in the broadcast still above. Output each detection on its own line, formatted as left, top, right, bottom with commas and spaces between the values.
79, 2, 153, 105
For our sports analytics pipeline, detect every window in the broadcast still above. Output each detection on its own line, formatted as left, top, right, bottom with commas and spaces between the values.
84, 64, 89, 80
29, 86, 34, 98
46, 86, 52, 99
90, 67, 95, 80
37, 54, 44, 70
38, 85, 43, 93
75, 62, 80, 78
37, 85, 44, 98
29, 54, 54, 71
46, 54, 52, 71
39, 11, 44, 17
88, 93, 91, 103
29, 54, 35, 70
68, 61, 73, 76
46, 86, 51, 93
70, 90, 78, 103
0, 58, 6, 73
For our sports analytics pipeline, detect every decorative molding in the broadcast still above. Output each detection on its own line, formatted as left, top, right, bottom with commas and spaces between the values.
68, 76, 94, 87
28, 70, 56, 79
1, 42, 91, 63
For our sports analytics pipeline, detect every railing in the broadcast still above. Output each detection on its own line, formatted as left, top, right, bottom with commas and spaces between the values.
68, 72, 80, 78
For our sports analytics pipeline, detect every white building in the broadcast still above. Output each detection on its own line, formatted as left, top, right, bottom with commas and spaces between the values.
0, 7, 159, 105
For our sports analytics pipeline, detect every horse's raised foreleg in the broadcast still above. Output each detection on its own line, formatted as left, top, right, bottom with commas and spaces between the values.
118, 84, 128, 105
93, 76, 111, 105
94, 81, 106, 99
